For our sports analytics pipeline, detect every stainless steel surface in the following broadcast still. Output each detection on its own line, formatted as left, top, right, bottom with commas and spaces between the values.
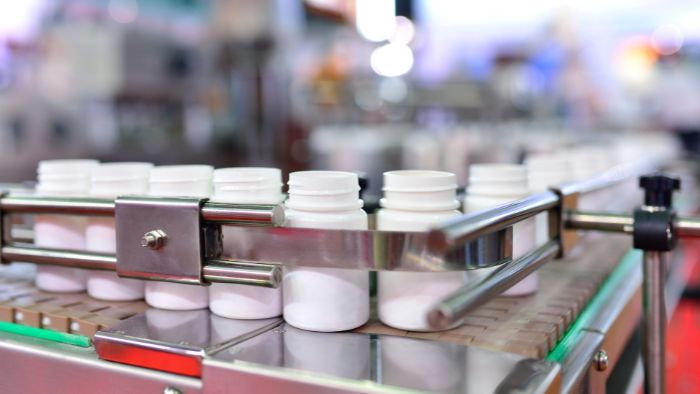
560, 330, 605, 393
0, 330, 202, 394
1, 244, 117, 270
115, 196, 206, 285
217, 225, 511, 271
675, 216, 700, 238
427, 191, 559, 254
642, 251, 666, 394
593, 350, 608, 372
427, 240, 560, 330
201, 202, 285, 227
94, 309, 282, 377
204, 323, 558, 394
565, 211, 634, 234
494, 359, 561, 394
0, 195, 116, 216
202, 259, 281, 288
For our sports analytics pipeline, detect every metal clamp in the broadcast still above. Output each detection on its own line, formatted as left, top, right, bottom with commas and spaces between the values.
0, 194, 285, 288
115, 196, 207, 285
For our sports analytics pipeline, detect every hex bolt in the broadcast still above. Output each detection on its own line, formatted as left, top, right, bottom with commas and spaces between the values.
594, 350, 609, 372
141, 229, 167, 250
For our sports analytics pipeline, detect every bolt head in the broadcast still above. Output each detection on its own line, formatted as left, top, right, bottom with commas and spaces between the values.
141, 229, 167, 250
594, 350, 609, 371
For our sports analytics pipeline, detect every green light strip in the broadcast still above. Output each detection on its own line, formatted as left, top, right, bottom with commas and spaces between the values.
546, 249, 642, 362
0, 321, 91, 348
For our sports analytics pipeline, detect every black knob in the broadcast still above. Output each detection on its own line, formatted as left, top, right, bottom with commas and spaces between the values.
639, 174, 680, 208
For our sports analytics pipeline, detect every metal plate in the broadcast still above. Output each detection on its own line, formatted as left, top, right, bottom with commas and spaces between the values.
0, 331, 202, 394
217, 225, 512, 271
205, 323, 559, 393
93, 309, 282, 377
115, 196, 206, 284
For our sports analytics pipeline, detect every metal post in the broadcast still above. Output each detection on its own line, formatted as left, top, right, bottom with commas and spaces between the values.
642, 251, 666, 394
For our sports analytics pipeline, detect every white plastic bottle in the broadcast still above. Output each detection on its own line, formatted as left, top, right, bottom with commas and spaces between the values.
35, 159, 99, 292
145, 165, 213, 310
86, 162, 153, 301
525, 154, 571, 247
209, 167, 285, 319
377, 170, 463, 331
282, 171, 369, 332
464, 164, 537, 296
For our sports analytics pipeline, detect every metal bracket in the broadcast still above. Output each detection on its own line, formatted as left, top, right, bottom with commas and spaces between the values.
115, 196, 209, 285
551, 185, 580, 257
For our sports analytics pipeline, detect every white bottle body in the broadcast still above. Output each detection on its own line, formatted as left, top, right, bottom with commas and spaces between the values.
465, 164, 537, 296
145, 165, 213, 310
283, 208, 369, 332
34, 214, 89, 292
86, 163, 152, 301
34, 160, 98, 292
86, 218, 145, 300
209, 167, 285, 319
377, 209, 463, 331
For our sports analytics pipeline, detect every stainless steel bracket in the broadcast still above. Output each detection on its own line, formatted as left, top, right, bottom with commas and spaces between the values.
116, 196, 209, 285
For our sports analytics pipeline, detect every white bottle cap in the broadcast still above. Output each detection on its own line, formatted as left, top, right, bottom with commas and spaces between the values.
36, 159, 99, 195
525, 154, 571, 192
148, 165, 213, 198
467, 164, 529, 197
286, 171, 363, 211
38, 159, 100, 177
380, 170, 459, 211
212, 167, 283, 204
90, 162, 153, 197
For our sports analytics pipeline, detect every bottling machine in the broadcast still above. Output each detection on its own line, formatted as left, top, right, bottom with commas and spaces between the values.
0, 156, 696, 394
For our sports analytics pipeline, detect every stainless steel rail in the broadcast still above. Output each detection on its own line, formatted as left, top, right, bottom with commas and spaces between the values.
427, 240, 560, 329
427, 191, 559, 254
565, 211, 634, 234
1, 245, 117, 271
0, 244, 281, 288
0, 195, 284, 226
202, 259, 281, 288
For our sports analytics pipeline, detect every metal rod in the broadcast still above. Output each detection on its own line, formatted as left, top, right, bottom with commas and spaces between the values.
0, 244, 282, 288
675, 216, 700, 238
0, 195, 285, 227
564, 210, 634, 233
1, 245, 117, 270
427, 191, 559, 254
0, 196, 115, 216
201, 202, 285, 227
642, 251, 666, 394
203, 259, 281, 288
427, 240, 560, 330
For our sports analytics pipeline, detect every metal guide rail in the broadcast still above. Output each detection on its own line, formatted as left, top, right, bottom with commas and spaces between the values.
1, 158, 699, 394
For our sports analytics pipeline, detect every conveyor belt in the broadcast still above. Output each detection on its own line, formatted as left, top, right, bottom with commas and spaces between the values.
355, 234, 632, 358
0, 234, 630, 358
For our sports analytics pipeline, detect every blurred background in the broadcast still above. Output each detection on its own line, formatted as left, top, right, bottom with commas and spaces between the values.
0, 0, 698, 195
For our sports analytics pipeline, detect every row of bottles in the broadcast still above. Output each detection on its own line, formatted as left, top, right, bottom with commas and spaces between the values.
30, 153, 616, 333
